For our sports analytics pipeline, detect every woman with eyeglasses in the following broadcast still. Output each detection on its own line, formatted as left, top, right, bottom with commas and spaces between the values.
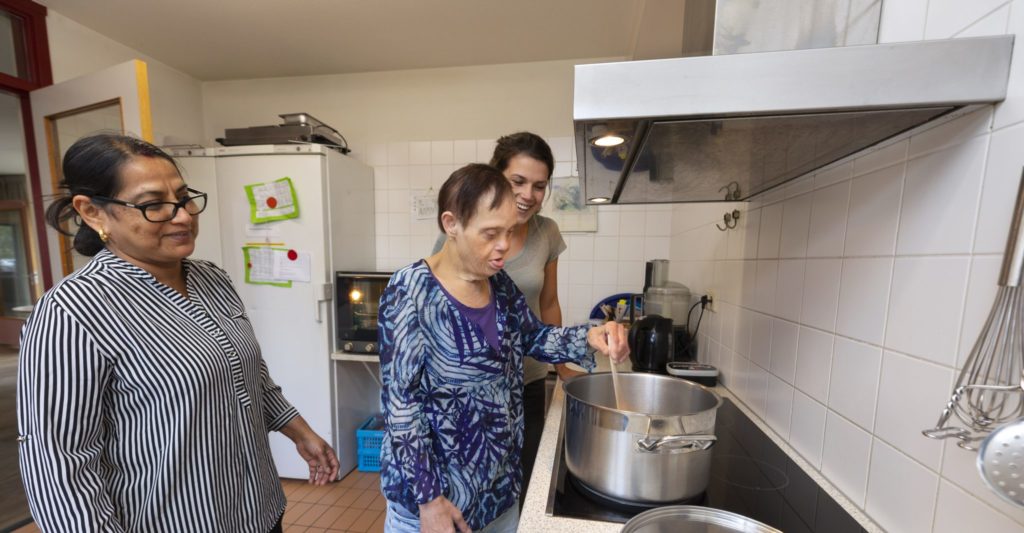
16, 134, 337, 533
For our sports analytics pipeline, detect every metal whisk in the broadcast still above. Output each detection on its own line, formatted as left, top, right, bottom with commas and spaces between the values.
923, 169, 1024, 450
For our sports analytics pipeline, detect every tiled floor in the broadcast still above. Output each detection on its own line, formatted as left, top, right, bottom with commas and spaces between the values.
12, 470, 384, 533
280, 470, 385, 533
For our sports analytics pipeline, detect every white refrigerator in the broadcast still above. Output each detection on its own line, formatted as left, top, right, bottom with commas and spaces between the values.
169, 144, 381, 479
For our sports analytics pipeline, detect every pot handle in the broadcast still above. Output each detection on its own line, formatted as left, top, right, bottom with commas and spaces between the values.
636, 434, 716, 452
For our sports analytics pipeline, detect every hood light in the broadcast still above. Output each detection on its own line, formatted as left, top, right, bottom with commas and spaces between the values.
592, 135, 625, 147
589, 196, 611, 204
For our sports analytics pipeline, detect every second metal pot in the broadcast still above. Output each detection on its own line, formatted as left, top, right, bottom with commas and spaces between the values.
563, 372, 722, 503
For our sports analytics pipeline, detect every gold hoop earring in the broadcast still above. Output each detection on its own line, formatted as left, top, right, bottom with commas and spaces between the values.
98, 229, 109, 243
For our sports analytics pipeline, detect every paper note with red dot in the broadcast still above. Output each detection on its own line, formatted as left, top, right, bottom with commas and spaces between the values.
245, 177, 299, 224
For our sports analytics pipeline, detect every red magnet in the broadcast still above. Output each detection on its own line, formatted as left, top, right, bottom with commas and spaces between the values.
246, 262, 252, 269
266, 197, 278, 208
287, 250, 298, 261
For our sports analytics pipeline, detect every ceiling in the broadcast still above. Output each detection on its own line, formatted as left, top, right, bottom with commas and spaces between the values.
36, 0, 654, 81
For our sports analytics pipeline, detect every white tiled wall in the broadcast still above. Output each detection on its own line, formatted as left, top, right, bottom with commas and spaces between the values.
353, 137, 671, 326
668, 3, 1024, 531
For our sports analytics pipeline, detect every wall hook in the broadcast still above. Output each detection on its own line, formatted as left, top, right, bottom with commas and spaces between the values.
718, 181, 742, 201
716, 209, 741, 231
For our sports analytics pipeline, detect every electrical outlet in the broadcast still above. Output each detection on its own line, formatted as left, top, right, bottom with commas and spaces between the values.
704, 290, 717, 313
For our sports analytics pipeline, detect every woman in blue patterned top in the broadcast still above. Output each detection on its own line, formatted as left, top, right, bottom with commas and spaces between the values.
378, 164, 629, 533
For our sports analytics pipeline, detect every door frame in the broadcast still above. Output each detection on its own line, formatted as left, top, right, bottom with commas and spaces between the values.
0, 199, 36, 343
0, 6, 50, 531
29, 59, 153, 279
1, 0, 54, 291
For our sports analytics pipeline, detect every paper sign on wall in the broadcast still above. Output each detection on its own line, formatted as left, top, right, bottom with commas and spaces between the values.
412, 189, 437, 221
244, 222, 282, 242
244, 247, 290, 287
246, 177, 300, 224
275, 250, 311, 282
242, 247, 312, 286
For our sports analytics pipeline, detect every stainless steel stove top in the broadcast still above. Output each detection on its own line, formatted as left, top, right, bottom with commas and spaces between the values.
546, 398, 867, 532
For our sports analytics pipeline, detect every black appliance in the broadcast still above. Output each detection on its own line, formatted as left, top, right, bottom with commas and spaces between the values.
217, 113, 351, 154
334, 271, 391, 354
547, 398, 868, 532
628, 315, 674, 373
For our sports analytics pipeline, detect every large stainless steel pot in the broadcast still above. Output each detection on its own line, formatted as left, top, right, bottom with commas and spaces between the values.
563, 372, 722, 503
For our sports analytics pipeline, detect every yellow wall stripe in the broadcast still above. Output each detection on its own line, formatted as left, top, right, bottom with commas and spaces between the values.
134, 59, 153, 142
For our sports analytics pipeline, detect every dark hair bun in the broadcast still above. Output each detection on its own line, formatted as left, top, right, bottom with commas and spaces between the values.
44, 133, 180, 256
490, 132, 554, 179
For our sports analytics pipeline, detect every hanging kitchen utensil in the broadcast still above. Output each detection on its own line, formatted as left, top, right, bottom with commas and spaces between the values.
923, 169, 1024, 449
977, 415, 1024, 507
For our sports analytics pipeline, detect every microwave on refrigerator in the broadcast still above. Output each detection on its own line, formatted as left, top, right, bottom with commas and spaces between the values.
335, 272, 391, 354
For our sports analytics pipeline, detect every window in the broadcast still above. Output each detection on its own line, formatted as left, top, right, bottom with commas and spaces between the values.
0, 0, 52, 306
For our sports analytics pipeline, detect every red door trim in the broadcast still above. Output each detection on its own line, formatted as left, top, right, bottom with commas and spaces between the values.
0, 0, 52, 89
1, 0, 54, 289
19, 93, 52, 288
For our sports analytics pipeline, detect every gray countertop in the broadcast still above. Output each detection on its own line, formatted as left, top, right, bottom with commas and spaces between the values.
517, 365, 883, 532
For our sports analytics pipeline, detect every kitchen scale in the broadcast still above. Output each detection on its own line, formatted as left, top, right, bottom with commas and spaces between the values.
667, 361, 719, 387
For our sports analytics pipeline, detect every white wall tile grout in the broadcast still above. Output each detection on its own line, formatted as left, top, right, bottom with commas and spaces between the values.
875, 160, 904, 350
345, 4, 1024, 528
966, 133, 996, 255
667, 142, 1024, 527
723, 301, 989, 374
937, 466, 1024, 530
361, 136, 673, 325
662, 4, 1024, 529
950, 0, 1014, 37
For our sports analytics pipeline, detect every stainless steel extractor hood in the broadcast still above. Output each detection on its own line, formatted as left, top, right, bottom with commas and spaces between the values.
575, 36, 1014, 205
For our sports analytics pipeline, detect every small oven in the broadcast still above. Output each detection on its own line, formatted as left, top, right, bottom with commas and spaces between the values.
335, 272, 391, 354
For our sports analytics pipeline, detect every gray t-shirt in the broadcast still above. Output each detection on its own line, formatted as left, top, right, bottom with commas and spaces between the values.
431, 214, 567, 385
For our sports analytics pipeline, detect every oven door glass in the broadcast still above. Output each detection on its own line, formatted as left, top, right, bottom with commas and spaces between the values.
336, 274, 389, 351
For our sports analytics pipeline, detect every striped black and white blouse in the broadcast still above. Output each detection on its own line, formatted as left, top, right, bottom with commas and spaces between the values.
17, 249, 299, 532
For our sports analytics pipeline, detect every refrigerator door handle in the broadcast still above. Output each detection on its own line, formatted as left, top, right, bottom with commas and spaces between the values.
315, 282, 333, 323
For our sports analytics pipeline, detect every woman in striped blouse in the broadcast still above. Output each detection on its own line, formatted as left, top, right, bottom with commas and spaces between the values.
378, 164, 629, 533
17, 134, 338, 532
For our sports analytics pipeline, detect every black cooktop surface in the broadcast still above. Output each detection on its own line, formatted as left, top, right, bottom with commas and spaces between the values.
548, 398, 868, 532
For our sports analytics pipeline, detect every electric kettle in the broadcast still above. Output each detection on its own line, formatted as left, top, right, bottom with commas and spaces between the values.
628, 314, 674, 373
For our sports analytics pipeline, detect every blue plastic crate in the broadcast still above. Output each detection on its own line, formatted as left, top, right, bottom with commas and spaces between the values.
357, 449, 381, 472
357, 415, 384, 453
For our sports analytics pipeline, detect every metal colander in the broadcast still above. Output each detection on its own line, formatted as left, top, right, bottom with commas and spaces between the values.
978, 418, 1024, 507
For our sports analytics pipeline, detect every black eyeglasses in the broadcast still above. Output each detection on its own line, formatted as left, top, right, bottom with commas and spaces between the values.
92, 188, 208, 223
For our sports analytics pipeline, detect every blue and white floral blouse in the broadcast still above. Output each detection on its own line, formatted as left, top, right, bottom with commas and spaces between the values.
378, 260, 594, 529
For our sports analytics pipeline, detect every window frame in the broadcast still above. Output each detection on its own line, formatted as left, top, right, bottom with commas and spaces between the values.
0, 0, 51, 90
0, 0, 53, 290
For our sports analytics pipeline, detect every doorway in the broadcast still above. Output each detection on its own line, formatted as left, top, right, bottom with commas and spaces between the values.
0, 0, 52, 528
0, 87, 36, 533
